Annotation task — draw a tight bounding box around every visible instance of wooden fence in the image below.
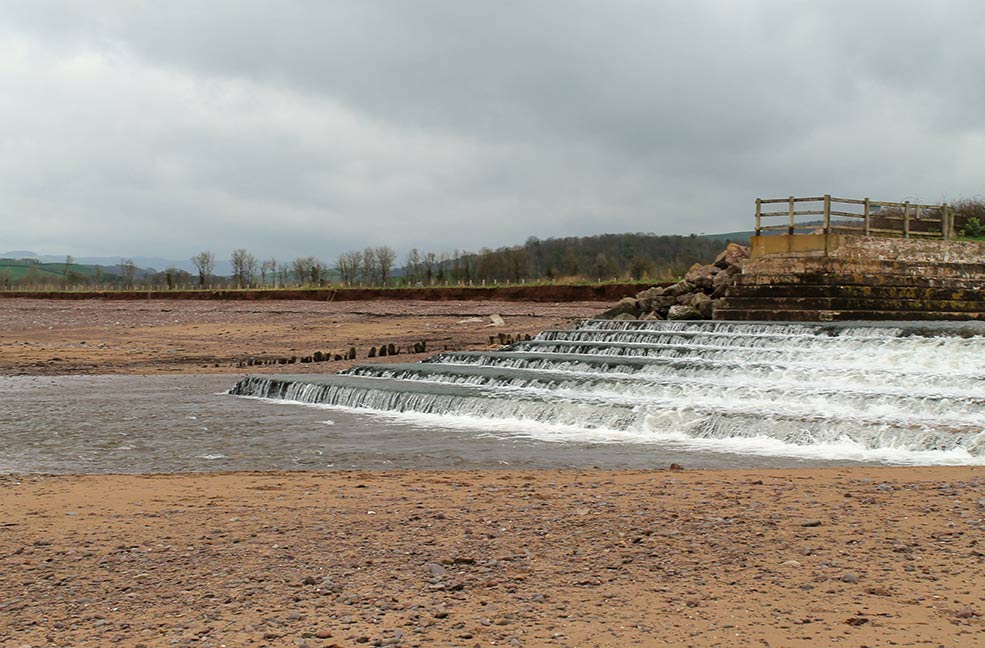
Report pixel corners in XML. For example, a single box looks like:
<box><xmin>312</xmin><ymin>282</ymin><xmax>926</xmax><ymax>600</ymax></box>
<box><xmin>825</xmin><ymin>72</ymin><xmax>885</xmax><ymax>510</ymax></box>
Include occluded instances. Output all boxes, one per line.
<box><xmin>755</xmin><ymin>195</ymin><xmax>955</xmax><ymax>240</ymax></box>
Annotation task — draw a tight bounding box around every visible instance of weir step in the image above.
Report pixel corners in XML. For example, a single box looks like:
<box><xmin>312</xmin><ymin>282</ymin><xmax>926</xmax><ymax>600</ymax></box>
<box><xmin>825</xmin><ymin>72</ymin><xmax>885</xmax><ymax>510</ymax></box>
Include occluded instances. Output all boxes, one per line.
<box><xmin>727</xmin><ymin>284</ymin><xmax>985</xmax><ymax>301</ymax></box>
<box><xmin>737</xmin><ymin>273</ymin><xmax>985</xmax><ymax>290</ymax></box>
<box><xmin>720</xmin><ymin>296</ymin><xmax>985</xmax><ymax>313</ymax></box>
<box><xmin>714</xmin><ymin>309</ymin><xmax>985</xmax><ymax>322</ymax></box>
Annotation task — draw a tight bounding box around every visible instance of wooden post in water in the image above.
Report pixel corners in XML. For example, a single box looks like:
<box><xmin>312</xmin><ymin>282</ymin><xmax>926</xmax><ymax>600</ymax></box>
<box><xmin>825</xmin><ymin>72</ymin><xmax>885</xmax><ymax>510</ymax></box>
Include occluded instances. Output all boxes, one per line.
<box><xmin>863</xmin><ymin>197</ymin><xmax>871</xmax><ymax>236</ymax></box>
<box><xmin>755</xmin><ymin>198</ymin><xmax>762</xmax><ymax>236</ymax></box>
<box><xmin>904</xmin><ymin>201</ymin><xmax>911</xmax><ymax>239</ymax></box>
<box><xmin>787</xmin><ymin>196</ymin><xmax>795</xmax><ymax>235</ymax></box>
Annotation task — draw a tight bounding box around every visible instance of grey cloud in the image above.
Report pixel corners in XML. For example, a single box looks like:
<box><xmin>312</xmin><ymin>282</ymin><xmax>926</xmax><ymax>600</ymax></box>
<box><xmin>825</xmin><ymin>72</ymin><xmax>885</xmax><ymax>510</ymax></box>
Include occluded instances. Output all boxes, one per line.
<box><xmin>2</xmin><ymin>1</ymin><xmax>984</xmax><ymax>260</ymax></box>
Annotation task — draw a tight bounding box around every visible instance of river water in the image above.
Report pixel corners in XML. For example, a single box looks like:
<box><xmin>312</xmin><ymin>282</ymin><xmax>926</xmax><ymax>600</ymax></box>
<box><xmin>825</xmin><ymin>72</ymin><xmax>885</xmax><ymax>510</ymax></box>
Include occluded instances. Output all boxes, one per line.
<box><xmin>4</xmin><ymin>320</ymin><xmax>984</xmax><ymax>474</ymax></box>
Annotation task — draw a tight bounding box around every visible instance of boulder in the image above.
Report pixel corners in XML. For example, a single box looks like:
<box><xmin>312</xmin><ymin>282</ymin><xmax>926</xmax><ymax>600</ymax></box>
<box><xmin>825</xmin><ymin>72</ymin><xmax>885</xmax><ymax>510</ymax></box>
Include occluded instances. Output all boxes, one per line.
<box><xmin>635</xmin><ymin>286</ymin><xmax>665</xmax><ymax>300</ymax></box>
<box><xmin>711</xmin><ymin>267</ymin><xmax>742</xmax><ymax>298</ymax></box>
<box><xmin>691</xmin><ymin>293</ymin><xmax>713</xmax><ymax>319</ymax></box>
<box><xmin>713</xmin><ymin>243</ymin><xmax>750</xmax><ymax>269</ymax></box>
<box><xmin>640</xmin><ymin>311</ymin><xmax>664</xmax><ymax>321</ymax></box>
<box><xmin>662</xmin><ymin>280</ymin><xmax>695</xmax><ymax>297</ymax></box>
<box><xmin>641</xmin><ymin>294</ymin><xmax>678</xmax><ymax>312</ymax></box>
<box><xmin>684</xmin><ymin>263</ymin><xmax>719</xmax><ymax>290</ymax></box>
<box><xmin>667</xmin><ymin>304</ymin><xmax>702</xmax><ymax>320</ymax></box>
<box><xmin>611</xmin><ymin>312</ymin><xmax>637</xmax><ymax>322</ymax></box>
<box><xmin>596</xmin><ymin>296</ymin><xmax>641</xmax><ymax>319</ymax></box>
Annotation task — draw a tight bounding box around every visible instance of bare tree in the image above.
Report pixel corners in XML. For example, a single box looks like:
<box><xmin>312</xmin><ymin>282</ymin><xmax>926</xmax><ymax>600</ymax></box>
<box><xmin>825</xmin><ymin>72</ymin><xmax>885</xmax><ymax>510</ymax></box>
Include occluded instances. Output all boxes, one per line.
<box><xmin>120</xmin><ymin>258</ymin><xmax>137</xmax><ymax>290</ymax></box>
<box><xmin>261</xmin><ymin>258</ymin><xmax>277</xmax><ymax>287</ymax></box>
<box><xmin>422</xmin><ymin>251</ymin><xmax>437</xmax><ymax>285</ymax></box>
<box><xmin>374</xmin><ymin>246</ymin><xmax>397</xmax><ymax>287</ymax></box>
<box><xmin>291</xmin><ymin>256</ymin><xmax>327</xmax><ymax>286</ymax></box>
<box><xmin>404</xmin><ymin>248</ymin><xmax>421</xmax><ymax>284</ymax></box>
<box><xmin>335</xmin><ymin>250</ymin><xmax>362</xmax><ymax>285</ymax></box>
<box><xmin>360</xmin><ymin>247</ymin><xmax>379</xmax><ymax>285</ymax></box>
<box><xmin>191</xmin><ymin>251</ymin><xmax>215</xmax><ymax>288</ymax></box>
<box><xmin>230</xmin><ymin>249</ymin><xmax>257</xmax><ymax>288</ymax></box>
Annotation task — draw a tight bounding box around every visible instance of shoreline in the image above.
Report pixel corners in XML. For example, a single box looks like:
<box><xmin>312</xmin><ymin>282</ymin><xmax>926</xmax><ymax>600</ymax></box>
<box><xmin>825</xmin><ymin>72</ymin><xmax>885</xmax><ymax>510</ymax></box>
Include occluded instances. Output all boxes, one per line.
<box><xmin>2</xmin><ymin>467</ymin><xmax>982</xmax><ymax>647</ymax></box>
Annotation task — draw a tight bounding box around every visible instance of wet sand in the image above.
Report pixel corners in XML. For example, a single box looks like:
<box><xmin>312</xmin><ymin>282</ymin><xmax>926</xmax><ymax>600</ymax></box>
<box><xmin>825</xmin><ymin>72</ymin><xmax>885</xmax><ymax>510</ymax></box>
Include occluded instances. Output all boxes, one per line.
<box><xmin>1</xmin><ymin>469</ymin><xmax>982</xmax><ymax>647</ymax></box>
<box><xmin>0</xmin><ymin>298</ymin><xmax>609</xmax><ymax>375</ymax></box>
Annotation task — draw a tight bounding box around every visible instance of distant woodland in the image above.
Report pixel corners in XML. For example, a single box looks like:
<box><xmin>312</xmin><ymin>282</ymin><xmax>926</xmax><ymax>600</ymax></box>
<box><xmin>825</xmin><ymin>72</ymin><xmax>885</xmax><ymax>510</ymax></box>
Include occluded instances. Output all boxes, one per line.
<box><xmin>0</xmin><ymin>232</ymin><xmax>740</xmax><ymax>291</ymax></box>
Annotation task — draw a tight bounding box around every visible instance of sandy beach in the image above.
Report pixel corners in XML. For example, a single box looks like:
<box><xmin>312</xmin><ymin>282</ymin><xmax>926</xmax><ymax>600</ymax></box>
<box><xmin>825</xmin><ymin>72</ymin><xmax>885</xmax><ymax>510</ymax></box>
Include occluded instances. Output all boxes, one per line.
<box><xmin>1</xmin><ymin>298</ymin><xmax>983</xmax><ymax>646</ymax></box>
<box><xmin>1</xmin><ymin>469</ymin><xmax>982</xmax><ymax>647</ymax></box>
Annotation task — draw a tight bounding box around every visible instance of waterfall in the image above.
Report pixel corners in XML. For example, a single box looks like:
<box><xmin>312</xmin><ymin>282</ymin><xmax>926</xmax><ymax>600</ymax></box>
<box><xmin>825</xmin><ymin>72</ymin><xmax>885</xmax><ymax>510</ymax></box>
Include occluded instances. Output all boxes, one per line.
<box><xmin>230</xmin><ymin>320</ymin><xmax>985</xmax><ymax>459</ymax></box>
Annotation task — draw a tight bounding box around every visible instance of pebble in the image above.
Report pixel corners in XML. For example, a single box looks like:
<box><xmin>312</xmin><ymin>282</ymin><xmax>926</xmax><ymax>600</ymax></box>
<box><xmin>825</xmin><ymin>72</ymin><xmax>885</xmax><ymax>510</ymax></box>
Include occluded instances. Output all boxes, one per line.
<box><xmin>427</xmin><ymin>562</ymin><xmax>447</xmax><ymax>577</ymax></box>
<box><xmin>801</xmin><ymin>519</ymin><xmax>823</xmax><ymax>527</ymax></box>
<box><xmin>841</xmin><ymin>572</ymin><xmax>859</xmax><ymax>584</ymax></box>
<box><xmin>315</xmin><ymin>629</ymin><xmax>333</xmax><ymax>639</ymax></box>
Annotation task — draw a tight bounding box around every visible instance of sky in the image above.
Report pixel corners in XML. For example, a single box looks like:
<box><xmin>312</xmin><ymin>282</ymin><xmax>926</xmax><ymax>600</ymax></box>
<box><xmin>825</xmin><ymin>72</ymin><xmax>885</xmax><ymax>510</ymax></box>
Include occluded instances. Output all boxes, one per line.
<box><xmin>2</xmin><ymin>1</ymin><xmax>984</xmax><ymax>263</ymax></box>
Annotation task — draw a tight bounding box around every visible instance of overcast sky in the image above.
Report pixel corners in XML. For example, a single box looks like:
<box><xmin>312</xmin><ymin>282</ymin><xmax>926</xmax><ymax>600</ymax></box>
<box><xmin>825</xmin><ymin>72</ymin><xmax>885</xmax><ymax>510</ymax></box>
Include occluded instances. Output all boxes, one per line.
<box><xmin>2</xmin><ymin>1</ymin><xmax>984</xmax><ymax>262</ymax></box>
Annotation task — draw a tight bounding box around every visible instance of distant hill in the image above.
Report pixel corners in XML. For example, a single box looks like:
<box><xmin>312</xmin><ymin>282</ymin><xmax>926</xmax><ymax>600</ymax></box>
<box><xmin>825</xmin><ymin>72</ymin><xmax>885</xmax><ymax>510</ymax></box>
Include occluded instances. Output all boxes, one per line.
<box><xmin>1</xmin><ymin>251</ymin><xmax>235</xmax><ymax>276</ymax></box>
<box><xmin>0</xmin><ymin>257</ymin><xmax>157</xmax><ymax>283</ymax></box>
<box><xmin>699</xmin><ymin>230</ymin><xmax>755</xmax><ymax>243</ymax></box>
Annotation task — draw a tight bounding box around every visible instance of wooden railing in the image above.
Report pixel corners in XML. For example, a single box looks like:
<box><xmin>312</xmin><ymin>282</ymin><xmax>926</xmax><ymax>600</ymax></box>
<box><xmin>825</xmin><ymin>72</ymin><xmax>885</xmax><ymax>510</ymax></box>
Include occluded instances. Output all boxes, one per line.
<box><xmin>755</xmin><ymin>195</ymin><xmax>955</xmax><ymax>240</ymax></box>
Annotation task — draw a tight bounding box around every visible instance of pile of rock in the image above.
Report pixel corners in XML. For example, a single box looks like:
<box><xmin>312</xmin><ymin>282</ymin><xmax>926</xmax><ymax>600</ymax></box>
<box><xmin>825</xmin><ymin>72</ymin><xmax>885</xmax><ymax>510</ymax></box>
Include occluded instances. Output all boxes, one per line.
<box><xmin>597</xmin><ymin>243</ymin><xmax>750</xmax><ymax>321</ymax></box>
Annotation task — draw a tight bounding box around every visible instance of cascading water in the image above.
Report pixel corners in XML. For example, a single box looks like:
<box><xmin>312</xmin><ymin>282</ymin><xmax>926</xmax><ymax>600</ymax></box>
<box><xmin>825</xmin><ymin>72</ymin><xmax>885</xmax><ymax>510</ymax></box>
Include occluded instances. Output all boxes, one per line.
<box><xmin>230</xmin><ymin>320</ymin><xmax>985</xmax><ymax>462</ymax></box>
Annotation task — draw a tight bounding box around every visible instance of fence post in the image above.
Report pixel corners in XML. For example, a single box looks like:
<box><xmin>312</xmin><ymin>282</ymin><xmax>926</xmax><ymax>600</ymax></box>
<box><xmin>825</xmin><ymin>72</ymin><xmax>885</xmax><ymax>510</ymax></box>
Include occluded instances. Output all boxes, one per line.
<box><xmin>903</xmin><ymin>201</ymin><xmax>910</xmax><ymax>239</ymax></box>
<box><xmin>863</xmin><ymin>197</ymin><xmax>871</xmax><ymax>236</ymax></box>
<box><xmin>787</xmin><ymin>196</ymin><xmax>795</xmax><ymax>235</ymax></box>
<box><xmin>942</xmin><ymin>203</ymin><xmax>950</xmax><ymax>240</ymax></box>
<box><xmin>823</xmin><ymin>194</ymin><xmax>831</xmax><ymax>234</ymax></box>
<box><xmin>755</xmin><ymin>198</ymin><xmax>762</xmax><ymax>236</ymax></box>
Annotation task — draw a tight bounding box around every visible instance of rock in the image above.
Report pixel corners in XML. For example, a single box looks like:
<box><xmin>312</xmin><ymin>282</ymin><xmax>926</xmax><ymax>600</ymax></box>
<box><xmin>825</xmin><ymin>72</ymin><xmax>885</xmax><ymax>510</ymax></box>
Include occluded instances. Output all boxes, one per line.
<box><xmin>301</xmin><ymin>575</ymin><xmax>318</xmax><ymax>585</ymax></box>
<box><xmin>635</xmin><ymin>286</ymin><xmax>665</xmax><ymax>301</ymax></box>
<box><xmin>426</xmin><ymin>562</ymin><xmax>447</xmax><ymax>577</ymax></box>
<box><xmin>781</xmin><ymin>560</ymin><xmax>801</xmax><ymax>567</ymax></box>
<box><xmin>684</xmin><ymin>263</ymin><xmax>719</xmax><ymax>290</ymax></box>
<box><xmin>611</xmin><ymin>313</ymin><xmax>636</xmax><ymax>322</ymax></box>
<box><xmin>637</xmin><ymin>286</ymin><xmax>677</xmax><ymax>313</ymax></box>
<box><xmin>596</xmin><ymin>297</ymin><xmax>641</xmax><ymax>320</ymax></box>
<box><xmin>841</xmin><ymin>572</ymin><xmax>859</xmax><ymax>583</ymax></box>
<box><xmin>315</xmin><ymin>629</ymin><xmax>333</xmax><ymax>639</ymax></box>
<box><xmin>956</xmin><ymin>606</ymin><xmax>977</xmax><ymax>619</ymax></box>
<box><xmin>667</xmin><ymin>304</ymin><xmax>702</xmax><ymax>320</ymax></box>
<box><xmin>713</xmin><ymin>242</ymin><xmax>751</xmax><ymax>269</ymax></box>
<box><xmin>489</xmin><ymin>313</ymin><xmax>506</xmax><ymax>327</ymax></box>
<box><xmin>801</xmin><ymin>519</ymin><xmax>823</xmax><ymax>527</ymax></box>
<box><xmin>639</xmin><ymin>311</ymin><xmax>663</xmax><ymax>321</ymax></box>
<box><xmin>662</xmin><ymin>280</ymin><xmax>695</xmax><ymax>297</ymax></box>
<box><xmin>691</xmin><ymin>293</ymin><xmax>713</xmax><ymax>319</ymax></box>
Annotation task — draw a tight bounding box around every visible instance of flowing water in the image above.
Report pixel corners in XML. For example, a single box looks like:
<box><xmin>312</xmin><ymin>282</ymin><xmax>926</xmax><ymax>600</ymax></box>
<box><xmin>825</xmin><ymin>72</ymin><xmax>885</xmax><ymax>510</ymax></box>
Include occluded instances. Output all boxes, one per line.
<box><xmin>4</xmin><ymin>320</ymin><xmax>984</xmax><ymax>474</ymax></box>
<box><xmin>231</xmin><ymin>320</ymin><xmax>985</xmax><ymax>466</ymax></box>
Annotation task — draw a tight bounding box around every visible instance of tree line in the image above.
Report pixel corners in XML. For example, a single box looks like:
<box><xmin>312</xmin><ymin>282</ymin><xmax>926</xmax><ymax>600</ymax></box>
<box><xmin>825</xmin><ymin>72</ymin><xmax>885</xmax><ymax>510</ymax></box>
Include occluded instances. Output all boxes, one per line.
<box><xmin>1</xmin><ymin>233</ymin><xmax>735</xmax><ymax>290</ymax></box>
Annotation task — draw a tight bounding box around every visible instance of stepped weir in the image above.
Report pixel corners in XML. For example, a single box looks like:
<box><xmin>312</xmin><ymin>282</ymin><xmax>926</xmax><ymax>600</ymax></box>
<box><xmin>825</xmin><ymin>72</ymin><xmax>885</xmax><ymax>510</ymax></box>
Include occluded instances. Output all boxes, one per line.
<box><xmin>716</xmin><ymin>195</ymin><xmax>985</xmax><ymax>321</ymax></box>
<box><xmin>231</xmin><ymin>319</ymin><xmax>985</xmax><ymax>461</ymax></box>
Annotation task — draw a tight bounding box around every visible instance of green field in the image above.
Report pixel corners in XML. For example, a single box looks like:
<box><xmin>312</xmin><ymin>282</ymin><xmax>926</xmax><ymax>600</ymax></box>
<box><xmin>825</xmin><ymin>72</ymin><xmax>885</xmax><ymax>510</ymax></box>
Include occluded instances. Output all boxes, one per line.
<box><xmin>0</xmin><ymin>259</ymin><xmax>112</xmax><ymax>281</ymax></box>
